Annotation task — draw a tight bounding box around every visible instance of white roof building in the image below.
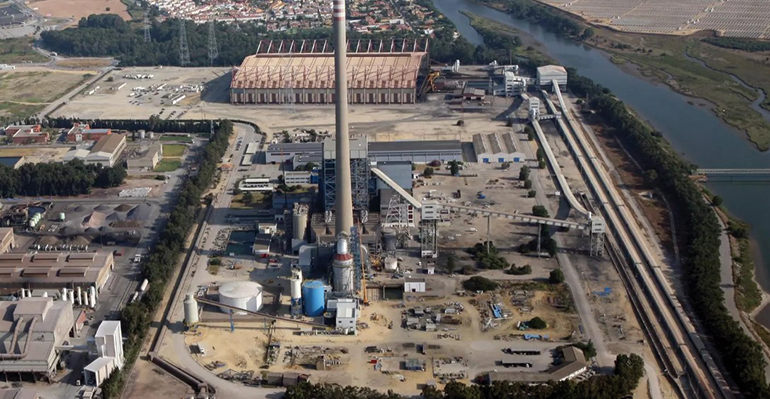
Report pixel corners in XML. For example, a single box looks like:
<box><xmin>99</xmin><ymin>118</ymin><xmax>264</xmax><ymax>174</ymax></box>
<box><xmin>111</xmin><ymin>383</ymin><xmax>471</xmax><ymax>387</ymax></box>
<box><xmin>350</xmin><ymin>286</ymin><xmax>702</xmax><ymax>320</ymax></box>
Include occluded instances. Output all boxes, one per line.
<box><xmin>473</xmin><ymin>132</ymin><xmax>525</xmax><ymax>164</ymax></box>
<box><xmin>84</xmin><ymin>320</ymin><xmax>124</xmax><ymax>387</ymax></box>
<box><xmin>326</xmin><ymin>298</ymin><xmax>360</xmax><ymax>333</ymax></box>
<box><xmin>404</xmin><ymin>277</ymin><xmax>426</xmax><ymax>293</ymax></box>
<box><xmin>537</xmin><ymin>65</ymin><xmax>568</xmax><ymax>88</ymax></box>
<box><xmin>85</xmin><ymin>134</ymin><xmax>127</xmax><ymax>167</ymax></box>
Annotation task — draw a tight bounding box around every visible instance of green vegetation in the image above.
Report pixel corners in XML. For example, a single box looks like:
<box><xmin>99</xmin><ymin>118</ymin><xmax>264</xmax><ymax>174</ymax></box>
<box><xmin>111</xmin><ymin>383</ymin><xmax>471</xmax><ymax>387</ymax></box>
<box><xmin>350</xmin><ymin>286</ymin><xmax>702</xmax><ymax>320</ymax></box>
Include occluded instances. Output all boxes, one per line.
<box><xmin>463</xmin><ymin>276</ymin><xmax>499</xmax><ymax>292</ymax></box>
<box><xmin>449</xmin><ymin>160</ymin><xmax>460</xmax><ymax>176</ymax></box>
<box><xmin>159</xmin><ymin>136</ymin><xmax>193</xmax><ymax>143</ymax></box>
<box><xmin>0</xmin><ymin>160</ymin><xmax>125</xmax><ymax>197</ymax></box>
<box><xmin>549</xmin><ymin>268</ymin><xmax>565</xmax><ymax>284</ymax></box>
<box><xmin>287</xmin><ymin>352</ymin><xmax>645</xmax><ymax>397</ymax></box>
<box><xmin>467</xmin><ymin>241</ymin><xmax>510</xmax><ymax>269</ymax></box>
<box><xmin>508</xmin><ymin>263</ymin><xmax>531</xmax><ymax>275</ymax></box>
<box><xmin>703</xmin><ymin>37</ymin><xmax>770</xmax><ymax>53</ymax></box>
<box><xmin>569</xmin><ymin>70</ymin><xmax>770</xmax><ymax>397</ymax></box>
<box><xmin>47</xmin><ymin>116</ymin><xmax>223</xmax><ymax>134</ymax></box>
<box><xmin>0</xmin><ymin>37</ymin><xmax>48</xmax><ymax>64</ymax></box>
<box><xmin>161</xmin><ymin>144</ymin><xmax>186</xmax><ymax>157</ymax></box>
<box><xmin>423</xmin><ymin>166</ymin><xmax>434</xmax><ymax>177</ymax></box>
<box><xmin>153</xmin><ymin>159</ymin><xmax>181</xmax><ymax>172</ymax></box>
<box><xmin>519</xmin><ymin>164</ymin><xmax>530</xmax><ymax>181</ymax></box>
<box><xmin>573</xmin><ymin>340</ymin><xmax>597</xmax><ymax>360</ymax></box>
<box><xmin>120</xmin><ymin>0</ymin><xmax>145</xmax><ymax>20</ymax></box>
<box><xmin>103</xmin><ymin>120</ymin><xmax>233</xmax><ymax>398</ymax></box>
<box><xmin>729</xmin><ymin>220</ymin><xmax>762</xmax><ymax>312</ymax></box>
<box><xmin>445</xmin><ymin>254</ymin><xmax>457</xmax><ymax>274</ymax></box>
<box><xmin>463</xmin><ymin>11</ymin><xmax>554</xmax><ymax>69</ymax></box>
<box><xmin>230</xmin><ymin>191</ymin><xmax>270</xmax><ymax>209</ymax></box>
<box><xmin>528</xmin><ymin>316</ymin><xmax>547</xmax><ymax>329</ymax></box>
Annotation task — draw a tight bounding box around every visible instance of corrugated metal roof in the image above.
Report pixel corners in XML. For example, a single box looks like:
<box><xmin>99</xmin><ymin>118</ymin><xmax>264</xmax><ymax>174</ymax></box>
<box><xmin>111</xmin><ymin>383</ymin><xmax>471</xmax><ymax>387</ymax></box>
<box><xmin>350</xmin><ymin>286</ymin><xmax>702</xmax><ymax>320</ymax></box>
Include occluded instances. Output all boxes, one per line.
<box><xmin>369</xmin><ymin>140</ymin><xmax>461</xmax><ymax>153</ymax></box>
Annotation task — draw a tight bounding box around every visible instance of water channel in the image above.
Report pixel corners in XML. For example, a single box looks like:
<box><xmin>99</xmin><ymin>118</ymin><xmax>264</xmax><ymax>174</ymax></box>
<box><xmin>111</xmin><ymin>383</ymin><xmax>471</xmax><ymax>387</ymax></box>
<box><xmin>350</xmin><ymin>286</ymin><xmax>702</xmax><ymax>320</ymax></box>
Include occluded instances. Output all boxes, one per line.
<box><xmin>432</xmin><ymin>0</ymin><xmax>770</xmax><ymax>322</ymax></box>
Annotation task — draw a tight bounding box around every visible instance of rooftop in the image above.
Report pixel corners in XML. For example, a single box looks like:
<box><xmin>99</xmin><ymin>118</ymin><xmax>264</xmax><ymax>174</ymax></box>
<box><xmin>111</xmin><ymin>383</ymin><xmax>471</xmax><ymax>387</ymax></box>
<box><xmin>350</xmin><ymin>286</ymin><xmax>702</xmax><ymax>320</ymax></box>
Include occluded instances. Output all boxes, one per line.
<box><xmin>90</xmin><ymin>134</ymin><xmax>126</xmax><ymax>155</ymax></box>
<box><xmin>369</xmin><ymin>140</ymin><xmax>461</xmax><ymax>153</ymax></box>
<box><xmin>0</xmin><ymin>389</ymin><xmax>40</xmax><ymax>399</ymax></box>
<box><xmin>0</xmin><ymin>251</ymin><xmax>113</xmax><ymax>288</ymax></box>
<box><xmin>266</xmin><ymin>142</ymin><xmax>322</xmax><ymax>152</ymax></box>
<box><xmin>537</xmin><ymin>65</ymin><xmax>567</xmax><ymax>74</ymax></box>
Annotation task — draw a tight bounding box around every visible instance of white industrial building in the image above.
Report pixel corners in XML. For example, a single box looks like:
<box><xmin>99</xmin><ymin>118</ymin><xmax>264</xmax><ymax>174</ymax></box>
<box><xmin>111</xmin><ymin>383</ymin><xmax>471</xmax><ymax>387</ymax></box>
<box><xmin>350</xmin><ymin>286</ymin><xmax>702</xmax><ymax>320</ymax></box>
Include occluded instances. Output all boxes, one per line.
<box><xmin>0</xmin><ymin>298</ymin><xmax>75</xmax><ymax>381</ymax></box>
<box><xmin>500</xmin><ymin>72</ymin><xmax>528</xmax><ymax>97</ymax></box>
<box><xmin>84</xmin><ymin>320</ymin><xmax>125</xmax><ymax>387</ymax></box>
<box><xmin>404</xmin><ymin>277</ymin><xmax>426</xmax><ymax>293</ymax></box>
<box><xmin>238</xmin><ymin>178</ymin><xmax>273</xmax><ymax>192</ymax></box>
<box><xmin>528</xmin><ymin>97</ymin><xmax>541</xmax><ymax>120</ymax></box>
<box><xmin>326</xmin><ymin>298</ymin><xmax>360</xmax><ymax>333</ymax></box>
<box><xmin>473</xmin><ymin>132</ymin><xmax>525</xmax><ymax>164</ymax></box>
<box><xmin>283</xmin><ymin>171</ymin><xmax>313</xmax><ymax>185</ymax></box>
<box><xmin>218</xmin><ymin>281</ymin><xmax>263</xmax><ymax>314</ymax></box>
<box><xmin>537</xmin><ymin>65</ymin><xmax>568</xmax><ymax>89</ymax></box>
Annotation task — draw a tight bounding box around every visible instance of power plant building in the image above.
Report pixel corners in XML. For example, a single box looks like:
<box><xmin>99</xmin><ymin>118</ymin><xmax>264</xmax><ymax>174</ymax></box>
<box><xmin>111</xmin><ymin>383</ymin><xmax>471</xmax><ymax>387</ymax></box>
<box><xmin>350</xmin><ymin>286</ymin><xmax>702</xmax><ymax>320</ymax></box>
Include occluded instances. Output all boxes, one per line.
<box><xmin>266</xmin><ymin>142</ymin><xmax>322</xmax><ymax>164</ymax></box>
<box><xmin>536</xmin><ymin>65</ymin><xmax>568</xmax><ymax>89</ymax></box>
<box><xmin>0</xmin><ymin>252</ymin><xmax>114</xmax><ymax>296</ymax></box>
<box><xmin>0</xmin><ymin>297</ymin><xmax>75</xmax><ymax>381</ymax></box>
<box><xmin>368</xmin><ymin>140</ymin><xmax>462</xmax><ymax>163</ymax></box>
<box><xmin>322</xmin><ymin>136</ymin><xmax>370</xmax><ymax>214</ymax></box>
<box><xmin>230</xmin><ymin>39</ymin><xmax>428</xmax><ymax>105</ymax></box>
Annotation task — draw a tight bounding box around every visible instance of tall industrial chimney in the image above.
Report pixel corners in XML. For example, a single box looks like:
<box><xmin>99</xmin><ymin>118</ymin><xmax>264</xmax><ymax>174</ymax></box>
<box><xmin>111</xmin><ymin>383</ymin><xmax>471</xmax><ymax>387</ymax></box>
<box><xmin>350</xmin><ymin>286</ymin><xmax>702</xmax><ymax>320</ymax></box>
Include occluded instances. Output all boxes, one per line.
<box><xmin>333</xmin><ymin>0</ymin><xmax>354</xmax><ymax>235</ymax></box>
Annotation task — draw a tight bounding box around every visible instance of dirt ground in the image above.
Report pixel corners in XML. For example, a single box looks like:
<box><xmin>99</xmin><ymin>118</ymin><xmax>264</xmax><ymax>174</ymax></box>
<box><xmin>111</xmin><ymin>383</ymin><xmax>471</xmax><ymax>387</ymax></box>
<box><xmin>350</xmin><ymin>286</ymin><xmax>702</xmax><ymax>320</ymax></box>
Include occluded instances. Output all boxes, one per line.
<box><xmin>186</xmin><ymin>325</ymin><xmax>268</xmax><ymax>371</ymax></box>
<box><xmin>120</xmin><ymin>358</ymin><xmax>195</xmax><ymax>399</ymax></box>
<box><xmin>55</xmin><ymin>58</ymin><xmax>113</xmax><ymax>68</ymax></box>
<box><xmin>0</xmin><ymin>69</ymin><xmax>93</xmax><ymax>104</ymax></box>
<box><xmin>29</xmin><ymin>0</ymin><xmax>130</xmax><ymax>22</ymax></box>
<box><xmin>0</xmin><ymin>147</ymin><xmax>69</xmax><ymax>165</ymax></box>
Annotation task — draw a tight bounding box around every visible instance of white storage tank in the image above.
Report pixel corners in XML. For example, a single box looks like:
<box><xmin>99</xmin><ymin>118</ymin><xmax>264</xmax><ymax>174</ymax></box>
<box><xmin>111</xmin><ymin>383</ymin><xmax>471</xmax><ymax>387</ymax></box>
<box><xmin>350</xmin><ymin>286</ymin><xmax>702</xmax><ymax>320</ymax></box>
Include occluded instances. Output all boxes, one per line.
<box><xmin>292</xmin><ymin>204</ymin><xmax>309</xmax><ymax>240</ymax></box>
<box><xmin>218</xmin><ymin>281</ymin><xmax>263</xmax><ymax>315</ymax></box>
<box><xmin>384</xmin><ymin>256</ymin><xmax>398</xmax><ymax>271</ymax></box>
<box><xmin>184</xmin><ymin>293</ymin><xmax>199</xmax><ymax>325</ymax></box>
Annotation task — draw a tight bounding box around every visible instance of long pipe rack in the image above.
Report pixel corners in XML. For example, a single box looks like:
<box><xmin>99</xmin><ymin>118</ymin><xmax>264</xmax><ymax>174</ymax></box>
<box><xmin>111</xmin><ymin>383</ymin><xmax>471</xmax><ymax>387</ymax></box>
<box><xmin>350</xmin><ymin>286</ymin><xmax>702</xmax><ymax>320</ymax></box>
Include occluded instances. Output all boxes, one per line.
<box><xmin>550</xmin><ymin>82</ymin><xmax>729</xmax><ymax>399</ymax></box>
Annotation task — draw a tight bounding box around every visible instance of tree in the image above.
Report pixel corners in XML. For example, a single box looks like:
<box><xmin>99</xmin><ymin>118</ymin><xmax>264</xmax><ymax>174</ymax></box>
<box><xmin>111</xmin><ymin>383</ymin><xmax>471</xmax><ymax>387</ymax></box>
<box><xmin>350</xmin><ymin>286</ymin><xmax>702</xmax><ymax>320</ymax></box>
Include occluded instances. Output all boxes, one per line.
<box><xmin>644</xmin><ymin>169</ymin><xmax>658</xmax><ymax>185</ymax></box>
<box><xmin>462</xmin><ymin>276</ymin><xmax>498</xmax><ymax>292</ymax></box>
<box><xmin>501</xmin><ymin>161</ymin><xmax>511</xmax><ymax>170</ymax></box>
<box><xmin>508</xmin><ymin>264</ymin><xmax>531</xmax><ymax>275</ymax></box>
<box><xmin>538</xmin><ymin>159</ymin><xmax>546</xmax><ymax>169</ymax></box>
<box><xmin>519</xmin><ymin>165</ymin><xmax>530</xmax><ymax>180</ymax></box>
<box><xmin>523</xmin><ymin>179</ymin><xmax>532</xmax><ymax>189</ymax></box>
<box><xmin>711</xmin><ymin>195</ymin><xmax>723</xmax><ymax>207</ymax></box>
<box><xmin>536</xmin><ymin>148</ymin><xmax>545</xmax><ymax>162</ymax></box>
<box><xmin>615</xmin><ymin>353</ymin><xmax>645</xmax><ymax>388</ymax></box>
<box><xmin>528</xmin><ymin>190</ymin><xmax>536</xmax><ymax>198</ymax></box>
<box><xmin>242</xmin><ymin>191</ymin><xmax>254</xmax><ymax>204</ymax></box>
<box><xmin>528</xmin><ymin>316</ymin><xmax>547</xmax><ymax>329</ymax></box>
<box><xmin>423</xmin><ymin>167</ymin><xmax>434</xmax><ymax>177</ymax></box>
<box><xmin>233</xmin><ymin>186</ymin><xmax>242</xmax><ymax>195</ymax></box>
<box><xmin>549</xmin><ymin>268</ymin><xmax>565</xmax><ymax>284</ymax></box>
<box><xmin>581</xmin><ymin>27</ymin><xmax>595</xmax><ymax>40</ymax></box>
<box><xmin>524</xmin><ymin>125</ymin><xmax>535</xmax><ymax>140</ymax></box>
<box><xmin>532</xmin><ymin>205</ymin><xmax>549</xmax><ymax>218</ymax></box>
<box><xmin>445</xmin><ymin>254</ymin><xmax>457</xmax><ymax>274</ymax></box>
<box><xmin>449</xmin><ymin>160</ymin><xmax>460</xmax><ymax>176</ymax></box>
<box><xmin>574</xmin><ymin>340</ymin><xmax>597</xmax><ymax>359</ymax></box>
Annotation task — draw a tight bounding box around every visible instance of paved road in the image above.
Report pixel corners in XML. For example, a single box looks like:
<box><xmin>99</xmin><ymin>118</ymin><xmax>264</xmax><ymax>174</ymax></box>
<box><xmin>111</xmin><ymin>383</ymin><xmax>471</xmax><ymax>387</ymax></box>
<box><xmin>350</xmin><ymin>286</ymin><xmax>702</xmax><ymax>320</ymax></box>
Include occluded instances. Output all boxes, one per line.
<box><xmin>519</xmin><ymin>129</ymin><xmax>614</xmax><ymax>371</ymax></box>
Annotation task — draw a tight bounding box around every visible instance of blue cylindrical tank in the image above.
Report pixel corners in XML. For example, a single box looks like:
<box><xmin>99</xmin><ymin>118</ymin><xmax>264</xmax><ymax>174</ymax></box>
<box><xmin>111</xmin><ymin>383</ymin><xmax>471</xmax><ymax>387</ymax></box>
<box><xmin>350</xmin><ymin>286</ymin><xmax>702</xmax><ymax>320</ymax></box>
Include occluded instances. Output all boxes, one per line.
<box><xmin>302</xmin><ymin>280</ymin><xmax>325</xmax><ymax>317</ymax></box>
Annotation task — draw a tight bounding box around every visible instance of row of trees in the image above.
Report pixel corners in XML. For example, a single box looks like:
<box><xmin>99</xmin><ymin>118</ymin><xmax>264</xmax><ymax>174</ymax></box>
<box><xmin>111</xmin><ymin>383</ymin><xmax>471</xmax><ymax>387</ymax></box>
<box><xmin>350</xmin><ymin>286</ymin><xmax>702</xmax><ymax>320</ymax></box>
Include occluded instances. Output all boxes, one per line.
<box><xmin>481</xmin><ymin>0</ymin><xmax>587</xmax><ymax>38</ymax></box>
<box><xmin>703</xmin><ymin>37</ymin><xmax>770</xmax><ymax>52</ymax></box>
<box><xmin>568</xmin><ymin>70</ymin><xmax>770</xmax><ymax>398</ymax></box>
<box><xmin>101</xmin><ymin>120</ymin><xmax>234</xmax><ymax>398</ymax></box>
<box><xmin>45</xmin><ymin>116</ymin><xmax>224</xmax><ymax>134</ymax></box>
<box><xmin>0</xmin><ymin>160</ymin><xmax>125</xmax><ymax>197</ymax></box>
<box><xmin>286</xmin><ymin>353</ymin><xmax>645</xmax><ymax>399</ymax></box>
<box><xmin>39</xmin><ymin>12</ymin><xmax>524</xmax><ymax>68</ymax></box>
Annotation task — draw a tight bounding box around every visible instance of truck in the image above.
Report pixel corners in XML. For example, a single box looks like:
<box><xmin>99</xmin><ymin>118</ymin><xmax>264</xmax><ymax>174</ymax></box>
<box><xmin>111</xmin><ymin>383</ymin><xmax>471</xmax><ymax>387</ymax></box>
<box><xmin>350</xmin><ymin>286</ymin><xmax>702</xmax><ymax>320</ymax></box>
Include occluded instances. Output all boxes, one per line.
<box><xmin>477</xmin><ymin>191</ymin><xmax>486</xmax><ymax>199</ymax></box>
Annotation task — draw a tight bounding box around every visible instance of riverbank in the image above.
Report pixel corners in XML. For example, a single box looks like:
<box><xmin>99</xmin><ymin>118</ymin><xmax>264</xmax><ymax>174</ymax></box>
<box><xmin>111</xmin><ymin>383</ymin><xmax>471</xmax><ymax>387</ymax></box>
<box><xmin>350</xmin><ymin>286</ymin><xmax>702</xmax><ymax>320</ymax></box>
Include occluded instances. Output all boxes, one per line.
<box><xmin>477</xmin><ymin>0</ymin><xmax>770</xmax><ymax>151</ymax></box>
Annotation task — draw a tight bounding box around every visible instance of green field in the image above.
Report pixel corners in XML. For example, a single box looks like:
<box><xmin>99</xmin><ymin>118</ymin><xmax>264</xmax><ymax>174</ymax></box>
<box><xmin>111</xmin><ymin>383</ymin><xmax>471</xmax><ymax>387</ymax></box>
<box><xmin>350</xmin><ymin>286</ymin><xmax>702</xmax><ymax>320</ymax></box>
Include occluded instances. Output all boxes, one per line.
<box><xmin>162</xmin><ymin>144</ymin><xmax>186</xmax><ymax>157</ymax></box>
<box><xmin>0</xmin><ymin>37</ymin><xmax>48</xmax><ymax>64</ymax></box>
<box><xmin>230</xmin><ymin>192</ymin><xmax>271</xmax><ymax>209</ymax></box>
<box><xmin>153</xmin><ymin>159</ymin><xmax>181</xmax><ymax>172</ymax></box>
<box><xmin>159</xmin><ymin>135</ymin><xmax>193</xmax><ymax>143</ymax></box>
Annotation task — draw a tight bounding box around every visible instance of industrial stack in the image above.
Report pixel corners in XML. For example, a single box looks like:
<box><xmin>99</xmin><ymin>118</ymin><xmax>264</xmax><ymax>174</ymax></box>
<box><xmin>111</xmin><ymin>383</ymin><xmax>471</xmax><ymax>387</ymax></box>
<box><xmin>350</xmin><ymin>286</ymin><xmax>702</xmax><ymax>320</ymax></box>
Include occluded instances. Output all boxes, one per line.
<box><xmin>291</xmin><ymin>203</ymin><xmax>309</xmax><ymax>252</ymax></box>
<box><xmin>332</xmin><ymin>235</ymin><xmax>354</xmax><ymax>295</ymax></box>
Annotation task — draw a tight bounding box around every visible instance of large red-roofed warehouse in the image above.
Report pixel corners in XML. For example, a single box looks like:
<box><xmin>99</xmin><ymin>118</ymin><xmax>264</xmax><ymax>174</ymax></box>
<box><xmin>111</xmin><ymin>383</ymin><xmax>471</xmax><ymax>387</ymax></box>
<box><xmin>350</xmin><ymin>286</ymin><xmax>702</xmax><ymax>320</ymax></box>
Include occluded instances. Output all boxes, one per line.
<box><xmin>230</xmin><ymin>39</ymin><xmax>428</xmax><ymax>105</ymax></box>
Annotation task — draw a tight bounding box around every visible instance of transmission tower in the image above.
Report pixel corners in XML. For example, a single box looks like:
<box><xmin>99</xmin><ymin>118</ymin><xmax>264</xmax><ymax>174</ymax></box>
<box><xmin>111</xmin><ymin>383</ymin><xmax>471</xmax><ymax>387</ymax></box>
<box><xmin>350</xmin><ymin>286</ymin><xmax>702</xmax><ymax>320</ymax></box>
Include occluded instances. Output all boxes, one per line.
<box><xmin>143</xmin><ymin>15</ymin><xmax>151</xmax><ymax>43</ymax></box>
<box><xmin>179</xmin><ymin>19</ymin><xmax>190</xmax><ymax>67</ymax></box>
<box><xmin>207</xmin><ymin>20</ymin><xmax>218</xmax><ymax>66</ymax></box>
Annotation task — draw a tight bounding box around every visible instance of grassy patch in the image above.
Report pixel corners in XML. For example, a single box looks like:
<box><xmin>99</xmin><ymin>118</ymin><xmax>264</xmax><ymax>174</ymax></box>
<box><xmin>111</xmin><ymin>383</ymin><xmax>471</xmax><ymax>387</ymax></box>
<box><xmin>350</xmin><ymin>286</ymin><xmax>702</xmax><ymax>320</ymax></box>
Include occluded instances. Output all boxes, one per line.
<box><xmin>159</xmin><ymin>135</ymin><xmax>193</xmax><ymax>143</ymax></box>
<box><xmin>584</xmin><ymin>30</ymin><xmax>770</xmax><ymax>150</ymax></box>
<box><xmin>0</xmin><ymin>70</ymin><xmax>90</xmax><ymax>121</ymax></box>
<box><xmin>731</xmin><ymin>220</ymin><xmax>763</xmax><ymax>312</ymax></box>
<box><xmin>153</xmin><ymin>158</ymin><xmax>181</xmax><ymax>172</ymax></box>
<box><xmin>462</xmin><ymin>11</ymin><xmax>555</xmax><ymax>66</ymax></box>
<box><xmin>55</xmin><ymin>58</ymin><xmax>112</xmax><ymax>68</ymax></box>
<box><xmin>230</xmin><ymin>192</ymin><xmax>271</xmax><ymax>209</ymax></box>
<box><xmin>207</xmin><ymin>264</ymin><xmax>219</xmax><ymax>275</ymax></box>
<box><xmin>120</xmin><ymin>0</ymin><xmax>145</xmax><ymax>20</ymax></box>
<box><xmin>0</xmin><ymin>102</ymin><xmax>44</xmax><ymax>122</ymax></box>
<box><xmin>0</xmin><ymin>37</ymin><xmax>48</xmax><ymax>64</ymax></box>
<box><xmin>692</xmin><ymin>42</ymin><xmax>770</xmax><ymax>112</ymax></box>
<box><xmin>161</xmin><ymin>144</ymin><xmax>186</xmax><ymax>157</ymax></box>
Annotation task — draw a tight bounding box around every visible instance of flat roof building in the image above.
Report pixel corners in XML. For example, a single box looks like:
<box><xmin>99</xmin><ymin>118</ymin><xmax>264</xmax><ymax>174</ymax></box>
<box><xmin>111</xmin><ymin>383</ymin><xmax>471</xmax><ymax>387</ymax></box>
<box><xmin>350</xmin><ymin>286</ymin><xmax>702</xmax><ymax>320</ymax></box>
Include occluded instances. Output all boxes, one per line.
<box><xmin>85</xmin><ymin>134</ymin><xmax>126</xmax><ymax>167</ymax></box>
<box><xmin>230</xmin><ymin>39</ymin><xmax>428</xmax><ymax>105</ymax></box>
<box><xmin>4</xmin><ymin>125</ymin><xmax>48</xmax><ymax>145</ymax></box>
<box><xmin>0</xmin><ymin>252</ymin><xmax>114</xmax><ymax>295</ymax></box>
<box><xmin>84</xmin><ymin>320</ymin><xmax>124</xmax><ymax>387</ymax></box>
<box><xmin>369</xmin><ymin>140</ymin><xmax>462</xmax><ymax>163</ymax></box>
<box><xmin>0</xmin><ymin>297</ymin><xmax>74</xmax><ymax>381</ymax></box>
<box><xmin>266</xmin><ymin>142</ymin><xmax>323</xmax><ymax>164</ymax></box>
<box><xmin>486</xmin><ymin>346</ymin><xmax>587</xmax><ymax>384</ymax></box>
<box><xmin>66</xmin><ymin>123</ymin><xmax>112</xmax><ymax>143</ymax></box>
<box><xmin>127</xmin><ymin>145</ymin><xmax>162</xmax><ymax>171</ymax></box>
<box><xmin>537</xmin><ymin>65</ymin><xmax>568</xmax><ymax>89</ymax></box>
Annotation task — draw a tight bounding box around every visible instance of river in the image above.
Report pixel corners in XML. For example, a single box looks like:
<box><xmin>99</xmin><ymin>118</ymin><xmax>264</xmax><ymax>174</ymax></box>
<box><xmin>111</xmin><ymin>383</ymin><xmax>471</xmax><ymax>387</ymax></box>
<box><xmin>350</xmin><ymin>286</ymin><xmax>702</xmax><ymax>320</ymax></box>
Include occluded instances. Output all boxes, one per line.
<box><xmin>432</xmin><ymin>0</ymin><xmax>770</xmax><ymax>322</ymax></box>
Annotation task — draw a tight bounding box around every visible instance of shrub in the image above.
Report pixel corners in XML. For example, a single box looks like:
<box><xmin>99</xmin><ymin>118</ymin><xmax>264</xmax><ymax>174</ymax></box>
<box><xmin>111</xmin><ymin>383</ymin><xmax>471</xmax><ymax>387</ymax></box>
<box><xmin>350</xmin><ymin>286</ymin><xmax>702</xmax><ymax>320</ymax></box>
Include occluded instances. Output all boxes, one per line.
<box><xmin>549</xmin><ymin>269</ymin><xmax>565</xmax><ymax>284</ymax></box>
<box><xmin>508</xmin><ymin>264</ymin><xmax>532</xmax><ymax>275</ymax></box>
<box><xmin>528</xmin><ymin>316</ymin><xmax>547</xmax><ymax>329</ymax></box>
<box><xmin>463</xmin><ymin>276</ymin><xmax>498</xmax><ymax>292</ymax></box>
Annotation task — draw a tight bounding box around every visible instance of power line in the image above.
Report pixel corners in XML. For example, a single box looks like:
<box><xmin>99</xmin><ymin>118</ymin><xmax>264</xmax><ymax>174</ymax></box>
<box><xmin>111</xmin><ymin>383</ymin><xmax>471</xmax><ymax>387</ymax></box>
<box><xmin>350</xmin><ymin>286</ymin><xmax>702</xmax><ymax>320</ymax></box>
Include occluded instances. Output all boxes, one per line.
<box><xmin>179</xmin><ymin>19</ymin><xmax>190</xmax><ymax>67</ymax></box>
<box><xmin>143</xmin><ymin>15</ymin><xmax>151</xmax><ymax>43</ymax></box>
<box><xmin>207</xmin><ymin>19</ymin><xmax>218</xmax><ymax>66</ymax></box>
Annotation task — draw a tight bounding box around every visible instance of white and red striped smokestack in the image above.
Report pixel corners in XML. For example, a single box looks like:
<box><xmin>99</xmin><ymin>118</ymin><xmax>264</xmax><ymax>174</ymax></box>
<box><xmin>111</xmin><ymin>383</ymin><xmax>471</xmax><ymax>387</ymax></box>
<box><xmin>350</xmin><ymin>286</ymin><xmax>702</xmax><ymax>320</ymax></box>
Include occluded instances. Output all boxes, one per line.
<box><xmin>333</xmin><ymin>0</ymin><xmax>354</xmax><ymax>236</ymax></box>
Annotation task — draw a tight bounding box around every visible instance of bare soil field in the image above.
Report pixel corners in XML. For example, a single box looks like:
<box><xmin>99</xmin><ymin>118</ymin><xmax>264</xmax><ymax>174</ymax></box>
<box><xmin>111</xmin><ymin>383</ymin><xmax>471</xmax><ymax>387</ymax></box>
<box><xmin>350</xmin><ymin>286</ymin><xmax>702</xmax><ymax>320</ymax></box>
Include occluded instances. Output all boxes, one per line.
<box><xmin>29</xmin><ymin>0</ymin><xmax>130</xmax><ymax>23</ymax></box>
<box><xmin>55</xmin><ymin>58</ymin><xmax>113</xmax><ymax>68</ymax></box>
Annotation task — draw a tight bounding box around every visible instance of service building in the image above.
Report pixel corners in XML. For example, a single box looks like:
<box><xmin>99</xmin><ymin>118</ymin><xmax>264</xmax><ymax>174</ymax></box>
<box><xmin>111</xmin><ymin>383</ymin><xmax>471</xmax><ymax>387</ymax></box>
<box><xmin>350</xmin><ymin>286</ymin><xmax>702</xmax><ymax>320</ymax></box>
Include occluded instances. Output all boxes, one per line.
<box><xmin>473</xmin><ymin>132</ymin><xmax>525</xmax><ymax>164</ymax></box>
<box><xmin>536</xmin><ymin>65</ymin><xmax>568</xmax><ymax>89</ymax></box>
<box><xmin>85</xmin><ymin>134</ymin><xmax>127</xmax><ymax>167</ymax></box>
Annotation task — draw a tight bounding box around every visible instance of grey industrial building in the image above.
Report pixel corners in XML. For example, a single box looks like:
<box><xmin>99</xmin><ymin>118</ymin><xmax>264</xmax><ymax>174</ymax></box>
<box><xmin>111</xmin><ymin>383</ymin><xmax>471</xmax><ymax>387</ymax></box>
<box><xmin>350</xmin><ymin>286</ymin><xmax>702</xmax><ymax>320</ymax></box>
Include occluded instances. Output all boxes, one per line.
<box><xmin>473</xmin><ymin>132</ymin><xmax>525</xmax><ymax>164</ymax></box>
<box><xmin>0</xmin><ymin>298</ymin><xmax>74</xmax><ymax>381</ymax></box>
<box><xmin>266</xmin><ymin>142</ymin><xmax>322</xmax><ymax>164</ymax></box>
<box><xmin>368</xmin><ymin>140</ymin><xmax>462</xmax><ymax>163</ymax></box>
<box><xmin>322</xmin><ymin>136</ymin><xmax>370</xmax><ymax>215</ymax></box>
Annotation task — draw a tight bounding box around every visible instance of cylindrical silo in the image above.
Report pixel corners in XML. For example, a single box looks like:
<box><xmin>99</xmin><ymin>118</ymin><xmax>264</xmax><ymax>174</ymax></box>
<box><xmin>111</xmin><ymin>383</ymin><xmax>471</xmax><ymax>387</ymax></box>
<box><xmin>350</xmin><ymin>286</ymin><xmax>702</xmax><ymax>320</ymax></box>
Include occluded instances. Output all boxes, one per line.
<box><xmin>88</xmin><ymin>287</ymin><xmax>96</xmax><ymax>309</ymax></box>
<box><xmin>184</xmin><ymin>293</ymin><xmax>199</xmax><ymax>325</ymax></box>
<box><xmin>290</xmin><ymin>267</ymin><xmax>302</xmax><ymax>305</ymax></box>
<box><xmin>61</xmin><ymin>288</ymin><xmax>67</xmax><ymax>301</ymax></box>
<box><xmin>42</xmin><ymin>292</ymin><xmax>48</xmax><ymax>298</ymax></box>
<box><xmin>76</xmin><ymin>287</ymin><xmax>82</xmax><ymax>305</ymax></box>
<box><xmin>139</xmin><ymin>130</ymin><xmax>146</xmax><ymax>139</ymax></box>
<box><xmin>332</xmin><ymin>235</ymin><xmax>354</xmax><ymax>295</ymax></box>
<box><xmin>302</xmin><ymin>280</ymin><xmax>325</xmax><ymax>317</ymax></box>
<box><xmin>218</xmin><ymin>281</ymin><xmax>263</xmax><ymax>315</ymax></box>
<box><xmin>292</xmin><ymin>204</ymin><xmax>309</xmax><ymax>241</ymax></box>
<box><xmin>59</xmin><ymin>212</ymin><xmax>66</xmax><ymax>222</ymax></box>
<box><xmin>384</xmin><ymin>256</ymin><xmax>398</xmax><ymax>271</ymax></box>
<box><xmin>68</xmin><ymin>290</ymin><xmax>74</xmax><ymax>303</ymax></box>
